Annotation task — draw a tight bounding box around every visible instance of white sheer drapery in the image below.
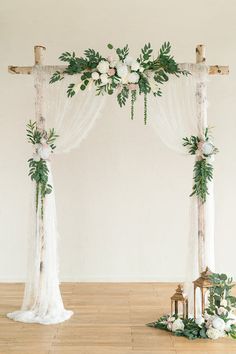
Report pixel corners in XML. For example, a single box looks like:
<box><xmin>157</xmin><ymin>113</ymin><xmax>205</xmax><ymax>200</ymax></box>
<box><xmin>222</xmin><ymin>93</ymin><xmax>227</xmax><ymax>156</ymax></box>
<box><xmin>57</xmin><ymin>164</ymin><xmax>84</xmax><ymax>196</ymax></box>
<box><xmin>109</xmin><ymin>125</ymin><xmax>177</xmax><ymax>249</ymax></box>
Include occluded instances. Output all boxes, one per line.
<box><xmin>150</xmin><ymin>63</ymin><xmax>215</xmax><ymax>314</ymax></box>
<box><xmin>7</xmin><ymin>63</ymin><xmax>215</xmax><ymax>324</ymax></box>
<box><xmin>7</xmin><ymin>66</ymin><xmax>106</xmax><ymax>324</ymax></box>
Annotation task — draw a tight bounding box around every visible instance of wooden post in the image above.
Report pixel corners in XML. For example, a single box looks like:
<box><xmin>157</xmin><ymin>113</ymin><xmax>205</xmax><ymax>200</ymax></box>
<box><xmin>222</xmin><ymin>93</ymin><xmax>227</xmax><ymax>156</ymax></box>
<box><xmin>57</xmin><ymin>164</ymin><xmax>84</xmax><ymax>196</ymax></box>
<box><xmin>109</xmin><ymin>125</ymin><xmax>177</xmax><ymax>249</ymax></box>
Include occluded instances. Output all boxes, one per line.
<box><xmin>34</xmin><ymin>45</ymin><xmax>46</xmax><ymax>306</ymax></box>
<box><xmin>195</xmin><ymin>44</ymin><xmax>208</xmax><ymax>273</ymax></box>
<box><xmin>34</xmin><ymin>46</ymin><xmax>46</xmax><ymax>131</ymax></box>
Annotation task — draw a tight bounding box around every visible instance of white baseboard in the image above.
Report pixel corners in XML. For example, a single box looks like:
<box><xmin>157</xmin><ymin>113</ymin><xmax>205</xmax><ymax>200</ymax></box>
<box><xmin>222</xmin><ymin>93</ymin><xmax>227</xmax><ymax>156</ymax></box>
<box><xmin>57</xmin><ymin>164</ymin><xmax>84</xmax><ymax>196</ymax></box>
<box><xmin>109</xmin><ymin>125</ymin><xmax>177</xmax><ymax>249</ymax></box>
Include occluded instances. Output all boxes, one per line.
<box><xmin>0</xmin><ymin>275</ymin><xmax>184</xmax><ymax>283</ymax></box>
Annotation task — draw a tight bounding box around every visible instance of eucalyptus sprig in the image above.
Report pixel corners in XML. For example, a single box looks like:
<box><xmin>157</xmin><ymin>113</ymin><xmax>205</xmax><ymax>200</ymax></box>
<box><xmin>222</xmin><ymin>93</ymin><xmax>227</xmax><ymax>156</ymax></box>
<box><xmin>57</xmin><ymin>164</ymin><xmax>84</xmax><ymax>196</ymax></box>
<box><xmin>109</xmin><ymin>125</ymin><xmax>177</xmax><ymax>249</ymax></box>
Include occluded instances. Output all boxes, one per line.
<box><xmin>50</xmin><ymin>42</ymin><xmax>189</xmax><ymax>124</ymax></box>
<box><xmin>183</xmin><ymin>128</ymin><xmax>218</xmax><ymax>203</ymax></box>
<box><xmin>27</xmin><ymin>121</ymin><xmax>58</xmax><ymax>217</ymax></box>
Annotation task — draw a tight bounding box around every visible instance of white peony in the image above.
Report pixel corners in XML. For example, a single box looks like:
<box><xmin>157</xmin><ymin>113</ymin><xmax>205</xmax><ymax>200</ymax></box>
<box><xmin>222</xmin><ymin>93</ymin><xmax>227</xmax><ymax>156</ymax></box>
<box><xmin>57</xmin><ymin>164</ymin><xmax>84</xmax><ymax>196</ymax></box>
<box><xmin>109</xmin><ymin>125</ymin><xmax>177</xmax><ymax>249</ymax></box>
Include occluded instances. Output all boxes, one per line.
<box><xmin>92</xmin><ymin>72</ymin><xmax>100</xmax><ymax>80</ymax></box>
<box><xmin>195</xmin><ymin>316</ymin><xmax>204</xmax><ymax>326</ymax></box>
<box><xmin>33</xmin><ymin>153</ymin><xmax>40</xmax><ymax>162</ymax></box>
<box><xmin>172</xmin><ymin>318</ymin><xmax>184</xmax><ymax>332</ymax></box>
<box><xmin>100</xmin><ymin>73</ymin><xmax>109</xmax><ymax>85</ymax></box>
<box><xmin>202</xmin><ymin>142</ymin><xmax>215</xmax><ymax>155</ymax></box>
<box><xmin>212</xmin><ymin>316</ymin><xmax>225</xmax><ymax>331</ymax></box>
<box><xmin>220</xmin><ymin>299</ymin><xmax>228</xmax><ymax>307</ymax></box>
<box><xmin>116</xmin><ymin>63</ymin><xmax>129</xmax><ymax>78</ymax></box>
<box><xmin>97</xmin><ymin>60</ymin><xmax>109</xmax><ymax>74</ymax></box>
<box><xmin>127</xmin><ymin>72</ymin><xmax>140</xmax><ymax>83</ymax></box>
<box><xmin>131</xmin><ymin>61</ymin><xmax>140</xmax><ymax>71</ymax></box>
<box><xmin>206</xmin><ymin>327</ymin><xmax>225</xmax><ymax>340</ymax></box>
<box><xmin>38</xmin><ymin>144</ymin><xmax>51</xmax><ymax>160</ymax></box>
<box><xmin>124</xmin><ymin>56</ymin><xmax>134</xmax><ymax>66</ymax></box>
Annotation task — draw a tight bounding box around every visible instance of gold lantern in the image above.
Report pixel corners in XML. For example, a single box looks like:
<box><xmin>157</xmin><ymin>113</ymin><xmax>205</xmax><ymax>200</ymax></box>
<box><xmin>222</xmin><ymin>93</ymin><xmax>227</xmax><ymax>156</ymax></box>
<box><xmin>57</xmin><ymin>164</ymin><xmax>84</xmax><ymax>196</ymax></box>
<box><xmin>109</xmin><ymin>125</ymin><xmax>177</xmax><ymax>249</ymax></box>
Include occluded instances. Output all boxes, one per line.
<box><xmin>171</xmin><ymin>284</ymin><xmax>188</xmax><ymax>319</ymax></box>
<box><xmin>193</xmin><ymin>266</ymin><xmax>213</xmax><ymax>319</ymax></box>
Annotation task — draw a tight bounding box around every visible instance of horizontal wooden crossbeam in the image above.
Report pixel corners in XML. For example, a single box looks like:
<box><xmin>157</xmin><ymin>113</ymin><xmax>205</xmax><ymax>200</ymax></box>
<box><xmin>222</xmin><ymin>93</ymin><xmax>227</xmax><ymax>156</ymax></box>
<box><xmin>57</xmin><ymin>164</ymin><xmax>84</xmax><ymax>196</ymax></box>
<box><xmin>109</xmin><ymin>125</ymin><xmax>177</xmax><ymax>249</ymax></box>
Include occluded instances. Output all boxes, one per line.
<box><xmin>8</xmin><ymin>64</ymin><xmax>229</xmax><ymax>75</ymax></box>
<box><xmin>8</xmin><ymin>44</ymin><xmax>229</xmax><ymax>76</ymax></box>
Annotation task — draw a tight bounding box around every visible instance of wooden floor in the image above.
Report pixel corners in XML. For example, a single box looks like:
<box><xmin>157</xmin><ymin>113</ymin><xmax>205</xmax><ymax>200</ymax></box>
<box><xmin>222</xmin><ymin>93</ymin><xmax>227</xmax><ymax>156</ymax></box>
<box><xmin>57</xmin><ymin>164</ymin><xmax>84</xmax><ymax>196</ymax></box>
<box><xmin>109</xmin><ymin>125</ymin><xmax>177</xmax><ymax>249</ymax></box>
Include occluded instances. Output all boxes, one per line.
<box><xmin>1</xmin><ymin>283</ymin><xmax>236</xmax><ymax>354</ymax></box>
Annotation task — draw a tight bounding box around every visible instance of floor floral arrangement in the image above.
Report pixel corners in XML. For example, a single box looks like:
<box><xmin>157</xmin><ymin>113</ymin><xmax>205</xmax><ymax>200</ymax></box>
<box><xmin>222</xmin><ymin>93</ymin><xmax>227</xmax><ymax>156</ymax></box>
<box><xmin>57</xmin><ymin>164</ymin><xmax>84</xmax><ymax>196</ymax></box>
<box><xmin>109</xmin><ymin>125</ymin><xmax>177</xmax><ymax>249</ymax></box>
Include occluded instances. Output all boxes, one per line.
<box><xmin>147</xmin><ymin>273</ymin><xmax>236</xmax><ymax>340</ymax></box>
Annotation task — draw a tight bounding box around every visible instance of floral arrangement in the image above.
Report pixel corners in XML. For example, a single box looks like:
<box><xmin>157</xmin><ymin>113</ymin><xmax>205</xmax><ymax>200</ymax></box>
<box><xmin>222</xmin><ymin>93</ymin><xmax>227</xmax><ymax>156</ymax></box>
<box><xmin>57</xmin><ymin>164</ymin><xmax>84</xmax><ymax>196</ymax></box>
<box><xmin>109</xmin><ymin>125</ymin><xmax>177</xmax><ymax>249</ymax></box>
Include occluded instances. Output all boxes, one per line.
<box><xmin>49</xmin><ymin>42</ymin><xmax>188</xmax><ymax>124</ymax></box>
<box><xmin>147</xmin><ymin>273</ymin><xmax>236</xmax><ymax>340</ymax></box>
<box><xmin>27</xmin><ymin>121</ymin><xmax>58</xmax><ymax>216</ymax></box>
<box><xmin>183</xmin><ymin>128</ymin><xmax>218</xmax><ymax>203</ymax></box>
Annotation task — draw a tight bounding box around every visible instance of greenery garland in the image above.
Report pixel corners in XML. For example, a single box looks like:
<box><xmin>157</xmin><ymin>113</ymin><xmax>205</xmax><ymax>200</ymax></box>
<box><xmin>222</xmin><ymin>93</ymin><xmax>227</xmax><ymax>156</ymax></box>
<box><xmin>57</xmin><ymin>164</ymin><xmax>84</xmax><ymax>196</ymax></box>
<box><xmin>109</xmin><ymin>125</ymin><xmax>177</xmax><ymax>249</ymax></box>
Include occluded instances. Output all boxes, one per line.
<box><xmin>27</xmin><ymin>121</ymin><xmax>58</xmax><ymax>217</ymax></box>
<box><xmin>147</xmin><ymin>273</ymin><xmax>236</xmax><ymax>340</ymax></box>
<box><xmin>183</xmin><ymin>128</ymin><xmax>218</xmax><ymax>203</ymax></box>
<box><xmin>49</xmin><ymin>42</ymin><xmax>189</xmax><ymax>124</ymax></box>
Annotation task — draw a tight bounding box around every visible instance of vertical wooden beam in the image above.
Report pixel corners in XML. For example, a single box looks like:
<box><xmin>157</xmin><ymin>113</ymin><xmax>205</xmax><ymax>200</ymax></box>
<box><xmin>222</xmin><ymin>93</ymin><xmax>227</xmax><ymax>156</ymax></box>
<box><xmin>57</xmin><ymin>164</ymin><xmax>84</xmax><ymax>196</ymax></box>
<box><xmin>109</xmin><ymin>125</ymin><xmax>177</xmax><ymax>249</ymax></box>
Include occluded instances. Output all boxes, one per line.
<box><xmin>34</xmin><ymin>46</ymin><xmax>46</xmax><ymax>131</ymax></box>
<box><xmin>196</xmin><ymin>44</ymin><xmax>207</xmax><ymax>273</ymax></box>
<box><xmin>34</xmin><ymin>45</ymin><xmax>46</xmax><ymax>65</ymax></box>
<box><xmin>34</xmin><ymin>45</ymin><xmax>46</xmax><ymax>306</ymax></box>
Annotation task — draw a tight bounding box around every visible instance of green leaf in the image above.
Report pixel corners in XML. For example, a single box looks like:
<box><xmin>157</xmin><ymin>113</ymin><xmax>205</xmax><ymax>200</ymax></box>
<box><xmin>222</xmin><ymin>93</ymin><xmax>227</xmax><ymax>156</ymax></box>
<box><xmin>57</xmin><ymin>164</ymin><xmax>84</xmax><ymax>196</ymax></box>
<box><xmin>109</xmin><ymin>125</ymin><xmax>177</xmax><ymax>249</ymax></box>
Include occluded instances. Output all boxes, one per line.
<box><xmin>107</xmin><ymin>43</ymin><xmax>113</xmax><ymax>49</ymax></box>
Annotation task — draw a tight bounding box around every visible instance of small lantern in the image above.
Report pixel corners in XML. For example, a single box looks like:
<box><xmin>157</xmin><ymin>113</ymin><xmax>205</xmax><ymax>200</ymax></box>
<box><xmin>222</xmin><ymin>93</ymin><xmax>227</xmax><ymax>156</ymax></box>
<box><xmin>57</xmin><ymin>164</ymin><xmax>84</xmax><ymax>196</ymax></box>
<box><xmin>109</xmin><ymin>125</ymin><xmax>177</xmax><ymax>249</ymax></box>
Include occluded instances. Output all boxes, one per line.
<box><xmin>193</xmin><ymin>266</ymin><xmax>213</xmax><ymax>319</ymax></box>
<box><xmin>171</xmin><ymin>284</ymin><xmax>188</xmax><ymax>319</ymax></box>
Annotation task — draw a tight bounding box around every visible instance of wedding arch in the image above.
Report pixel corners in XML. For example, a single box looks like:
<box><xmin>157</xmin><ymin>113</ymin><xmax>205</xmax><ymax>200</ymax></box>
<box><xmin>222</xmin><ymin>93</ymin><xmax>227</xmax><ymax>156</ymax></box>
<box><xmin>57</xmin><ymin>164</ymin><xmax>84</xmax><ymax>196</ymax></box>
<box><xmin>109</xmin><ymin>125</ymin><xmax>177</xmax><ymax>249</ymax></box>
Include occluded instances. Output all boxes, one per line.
<box><xmin>7</xmin><ymin>44</ymin><xmax>229</xmax><ymax>325</ymax></box>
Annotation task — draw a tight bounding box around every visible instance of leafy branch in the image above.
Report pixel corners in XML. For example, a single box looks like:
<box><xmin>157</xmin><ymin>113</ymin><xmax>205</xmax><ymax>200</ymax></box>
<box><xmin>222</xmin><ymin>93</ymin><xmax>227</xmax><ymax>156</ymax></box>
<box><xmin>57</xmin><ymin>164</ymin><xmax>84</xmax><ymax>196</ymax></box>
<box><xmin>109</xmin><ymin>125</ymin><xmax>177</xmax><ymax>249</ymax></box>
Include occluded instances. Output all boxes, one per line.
<box><xmin>27</xmin><ymin>121</ymin><xmax>58</xmax><ymax>217</ymax></box>
<box><xmin>191</xmin><ymin>159</ymin><xmax>213</xmax><ymax>202</ymax></box>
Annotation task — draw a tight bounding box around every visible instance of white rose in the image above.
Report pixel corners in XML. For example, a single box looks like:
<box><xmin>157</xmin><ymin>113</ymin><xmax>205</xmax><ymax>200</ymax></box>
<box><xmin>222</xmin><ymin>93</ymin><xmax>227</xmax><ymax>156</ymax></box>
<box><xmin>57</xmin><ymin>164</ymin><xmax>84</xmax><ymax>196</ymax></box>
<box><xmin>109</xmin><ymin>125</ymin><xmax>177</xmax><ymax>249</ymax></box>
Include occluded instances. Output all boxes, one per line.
<box><xmin>116</xmin><ymin>63</ymin><xmax>129</xmax><ymax>78</ymax></box>
<box><xmin>202</xmin><ymin>142</ymin><xmax>215</xmax><ymax>155</ymax></box>
<box><xmin>204</xmin><ymin>313</ymin><xmax>211</xmax><ymax>321</ymax></box>
<box><xmin>109</xmin><ymin>60</ymin><xmax>117</xmax><ymax>68</ymax></box>
<box><xmin>207</xmin><ymin>155</ymin><xmax>215</xmax><ymax>163</ymax></box>
<box><xmin>206</xmin><ymin>327</ymin><xmax>225</xmax><ymax>340</ymax></box>
<box><xmin>225</xmin><ymin>320</ymin><xmax>233</xmax><ymax>332</ymax></box>
<box><xmin>40</xmin><ymin>138</ymin><xmax>47</xmax><ymax>144</ymax></box>
<box><xmin>121</xmin><ymin>76</ymin><xmax>128</xmax><ymax>84</ymax></box>
<box><xmin>217</xmin><ymin>307</ymin><xmax>228</xmax><ymax>316</ymax></box>
<box><xmin>34</xmin><ymin>143</ymin><xmax>41</xmax><ymax>150</ymax></box>
<box><xmin>212</xmin><ymin>317</ymin><xmax>225</xmax><ymax>331</ymax></box>
<box><xmin>127</xmin><ymin>72</ymin><xmax>140</xmax><ymax>83</ymax></box>
<box><xmin>172</xmin><ymin>318</ymin><xmax>184</xmax><ymax>332</ymax></box>
<box><xmin>220</xmin><ymin>299</ymin><xmax>228</xmax><ymax>307</ymax></box>
<box><xmin>97</xmin><ymin>60</ymin><xmax>109</xmax><ymax>74</ymax></box>
<box><xmin>100</xmin><ymin>73</ymin><xmax>109</xmax><ymax>85</ymax></box>
<box><xmin>131</xmin><ymin>61</ymin><xmax>140</xmax><ymax>71</ymax></box>
<box><xmin>38</xmin><ymin>144</ymin><xmax>51</xmax><ymax>160</ymax></box>
<box><xmin>195</xmin><ymin>316</ymin><xmax>204</xmax><ymax>326</ymax></box>
<box><xmin>92</xmin><ymin>72</ymin><xmax>100</xmax><ymax>80</ymax></box>
<box><xmin>33</xmin><ymin>153</ymin><xmax>40</xmax><ymax>162</ymax></box>
<box><xmin>124</xmin><ymin>56</ymin><xmax>134</xmax><ymax>66</ymax></box>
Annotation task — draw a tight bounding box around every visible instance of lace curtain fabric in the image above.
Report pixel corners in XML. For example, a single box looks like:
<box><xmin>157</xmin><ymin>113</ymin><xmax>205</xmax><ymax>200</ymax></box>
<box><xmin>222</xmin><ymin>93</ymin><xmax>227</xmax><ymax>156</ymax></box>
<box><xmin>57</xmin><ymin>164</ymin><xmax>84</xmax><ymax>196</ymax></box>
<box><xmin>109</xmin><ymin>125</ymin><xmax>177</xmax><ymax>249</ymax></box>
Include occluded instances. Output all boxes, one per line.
<box><xmin>7</xmin><ymin>63</ymin><xmax>214</xmax><ymax>323</ymax></box>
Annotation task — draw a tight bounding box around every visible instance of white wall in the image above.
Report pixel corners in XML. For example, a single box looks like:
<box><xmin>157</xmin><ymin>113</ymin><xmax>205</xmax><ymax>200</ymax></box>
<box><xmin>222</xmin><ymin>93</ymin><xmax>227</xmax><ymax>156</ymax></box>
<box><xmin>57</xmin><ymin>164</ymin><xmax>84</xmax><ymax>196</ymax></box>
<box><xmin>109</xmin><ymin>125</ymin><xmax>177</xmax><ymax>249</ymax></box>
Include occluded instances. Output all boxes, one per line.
<box><xmin>1</xmin><ymin>0</ymin><xmax>236</xmax><ymax>282</ymax></box>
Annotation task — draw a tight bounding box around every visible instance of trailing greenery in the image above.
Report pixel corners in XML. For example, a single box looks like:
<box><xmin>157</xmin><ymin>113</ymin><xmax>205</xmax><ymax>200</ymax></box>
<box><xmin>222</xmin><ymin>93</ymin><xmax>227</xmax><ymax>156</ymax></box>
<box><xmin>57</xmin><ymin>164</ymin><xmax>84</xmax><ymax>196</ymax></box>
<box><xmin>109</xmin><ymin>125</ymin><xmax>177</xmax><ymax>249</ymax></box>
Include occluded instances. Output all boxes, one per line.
<box><xmin>50</xmin><ymin>42</ymin><xmax>189</xmax><ymax>124</ymax></box>
<box><xmin>27</xmin><ymin>121</ymin><xmax>58</xmax><ymax>217</ymax></box>
<box><xmin>147</xmin><ymin>273</ymin><xmax>236</xmax><ymax>340</ymax></box>
<box><xmin>183</xmin><ymin>128</ymin><xmax>218</xmax><ymax>203</ymax></box>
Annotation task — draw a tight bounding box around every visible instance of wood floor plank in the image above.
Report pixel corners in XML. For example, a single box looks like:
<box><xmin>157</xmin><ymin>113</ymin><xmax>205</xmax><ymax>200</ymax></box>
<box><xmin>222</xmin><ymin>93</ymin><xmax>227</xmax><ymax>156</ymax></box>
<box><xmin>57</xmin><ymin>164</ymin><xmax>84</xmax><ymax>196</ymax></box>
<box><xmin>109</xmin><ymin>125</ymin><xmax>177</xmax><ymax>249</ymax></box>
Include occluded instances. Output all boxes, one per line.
<box><xmin>0</xmin><ymin>282</ymin><xmax>236</xmax><ymax>353</ymax></box>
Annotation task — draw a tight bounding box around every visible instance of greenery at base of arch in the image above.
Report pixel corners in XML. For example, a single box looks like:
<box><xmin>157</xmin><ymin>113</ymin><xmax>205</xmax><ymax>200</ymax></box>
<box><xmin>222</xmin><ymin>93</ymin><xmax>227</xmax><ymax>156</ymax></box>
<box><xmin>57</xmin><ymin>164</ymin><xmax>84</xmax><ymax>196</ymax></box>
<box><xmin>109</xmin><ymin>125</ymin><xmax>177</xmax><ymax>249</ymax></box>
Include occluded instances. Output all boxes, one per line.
<box><xmin>49</xmin><ymin>42</ymin><xmax>189</xmax><ymax>124</ymax></box>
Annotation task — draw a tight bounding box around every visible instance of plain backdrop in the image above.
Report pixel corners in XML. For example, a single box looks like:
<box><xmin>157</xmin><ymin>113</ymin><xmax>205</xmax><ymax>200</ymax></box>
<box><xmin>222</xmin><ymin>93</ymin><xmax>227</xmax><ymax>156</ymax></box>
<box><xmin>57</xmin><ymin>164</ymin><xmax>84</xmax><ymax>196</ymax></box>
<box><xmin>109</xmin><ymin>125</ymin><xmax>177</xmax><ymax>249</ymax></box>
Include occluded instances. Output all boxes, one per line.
<box><xmin>0</xmin><ymin>0</ymin><xmax>236</xmax><ymax>282</ymax></box>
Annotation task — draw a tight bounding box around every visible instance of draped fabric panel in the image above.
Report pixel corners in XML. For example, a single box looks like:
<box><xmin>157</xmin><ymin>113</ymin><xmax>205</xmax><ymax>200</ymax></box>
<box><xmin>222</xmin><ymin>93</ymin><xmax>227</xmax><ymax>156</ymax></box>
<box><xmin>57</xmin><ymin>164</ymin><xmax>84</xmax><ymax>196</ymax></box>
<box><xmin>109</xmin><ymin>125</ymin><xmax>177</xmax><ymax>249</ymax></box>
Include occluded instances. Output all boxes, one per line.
<box><xmin>7</xmin><ymin>64</ymin><xmax>214</xmax><ymax>323</ymax></box>
<box><xmin>150</xmin><ymin>63</ymin><xmax>215</xmax><ymax>314</ymax></box>
<box><xmin>7</xmin><ymin>67</ymin><xmax>106</xmax><ymax>324</ymax></box>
